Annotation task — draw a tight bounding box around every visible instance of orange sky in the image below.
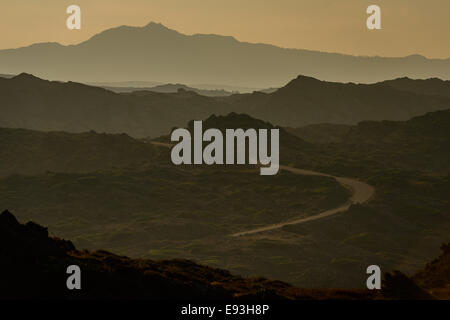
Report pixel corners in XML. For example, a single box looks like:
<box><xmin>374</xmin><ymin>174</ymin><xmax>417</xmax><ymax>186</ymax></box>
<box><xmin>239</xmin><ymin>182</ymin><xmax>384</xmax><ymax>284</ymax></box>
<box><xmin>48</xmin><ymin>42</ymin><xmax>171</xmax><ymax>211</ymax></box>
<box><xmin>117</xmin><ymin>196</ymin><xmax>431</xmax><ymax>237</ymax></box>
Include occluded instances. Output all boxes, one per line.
<box><xmin>1</xmin><ymin>0</ymin><xmax>449</xmax><ymax>58</ymax></box>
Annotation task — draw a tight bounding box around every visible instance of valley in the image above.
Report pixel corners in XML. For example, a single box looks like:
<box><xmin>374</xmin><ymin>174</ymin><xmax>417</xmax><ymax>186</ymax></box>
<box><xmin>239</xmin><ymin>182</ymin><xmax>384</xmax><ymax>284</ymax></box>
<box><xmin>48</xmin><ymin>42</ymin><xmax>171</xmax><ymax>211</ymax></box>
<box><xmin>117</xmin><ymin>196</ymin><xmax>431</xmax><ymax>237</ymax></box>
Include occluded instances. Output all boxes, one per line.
<box><xmin>0</xmin><ymin>5</ymin><xmax>449</xmax><ymax>302</ymax></box>
<box><xmin>0</xmin><ymin>110</ymin><xmax>448</xmax><ymax>288</ymax></box>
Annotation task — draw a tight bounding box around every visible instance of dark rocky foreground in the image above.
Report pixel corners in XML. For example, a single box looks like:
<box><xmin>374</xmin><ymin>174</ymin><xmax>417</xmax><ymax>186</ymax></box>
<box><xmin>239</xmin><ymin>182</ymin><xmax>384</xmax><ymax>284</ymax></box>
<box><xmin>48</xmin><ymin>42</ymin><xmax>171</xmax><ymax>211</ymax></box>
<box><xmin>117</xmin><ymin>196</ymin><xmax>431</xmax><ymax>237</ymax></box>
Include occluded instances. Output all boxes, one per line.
<box><xmin>0</xmin><ymin>210</ymin><xmax>446</xmax><ymax>300</ymax></box>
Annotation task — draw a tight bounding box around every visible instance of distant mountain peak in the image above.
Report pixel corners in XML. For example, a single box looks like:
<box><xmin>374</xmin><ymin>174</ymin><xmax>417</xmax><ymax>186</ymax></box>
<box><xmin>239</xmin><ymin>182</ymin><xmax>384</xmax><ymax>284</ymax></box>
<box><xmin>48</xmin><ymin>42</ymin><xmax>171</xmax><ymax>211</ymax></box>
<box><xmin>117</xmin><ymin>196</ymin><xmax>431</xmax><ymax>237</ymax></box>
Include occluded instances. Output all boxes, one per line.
<box><xmin>142</xmin><ymin>22</ymin><xmax>181</xmax><ymax>36</ymax></box>
<box><xmin>144</xmin><ymin>22</ymin><xmax>170</xmax><ymax>30</ymax></box>
<box><xmin>1</xmin><ymin>22</ymin><xmax>449</xmax><ymax>86</ymax></box>
<box><xmin>293</xmin><ymin>75</ymin><xmax>322</xmax><ymax>82</ymax></box>
<box><xmin>11</xmin><ymin>73</ymin><xmax>42</xmax><ymax>82</ymax></box>
<box><xmin>81</xmin><ymin>22</ymin><xmax>181</xmax><ymax>45</ymax></box>
<box><xmin>0</xmin><ymin>210</ymin><xmax>19</xmax><ymax>227</ymax></box>
<box><xmin>279</xmin><ymin>74</ymin><xmax>323</xmax><ymax>91</ymax></box>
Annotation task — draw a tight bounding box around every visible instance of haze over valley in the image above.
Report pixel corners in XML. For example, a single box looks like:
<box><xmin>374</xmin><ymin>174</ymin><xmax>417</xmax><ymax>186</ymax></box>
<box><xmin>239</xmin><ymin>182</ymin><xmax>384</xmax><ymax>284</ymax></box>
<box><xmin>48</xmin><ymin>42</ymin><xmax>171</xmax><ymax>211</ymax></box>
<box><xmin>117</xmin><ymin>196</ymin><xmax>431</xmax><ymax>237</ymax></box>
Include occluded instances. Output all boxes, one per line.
<box><xmin>0</xmin><ymin>14</ymin><xmax>449</xmax><ymax>299</ymax></box>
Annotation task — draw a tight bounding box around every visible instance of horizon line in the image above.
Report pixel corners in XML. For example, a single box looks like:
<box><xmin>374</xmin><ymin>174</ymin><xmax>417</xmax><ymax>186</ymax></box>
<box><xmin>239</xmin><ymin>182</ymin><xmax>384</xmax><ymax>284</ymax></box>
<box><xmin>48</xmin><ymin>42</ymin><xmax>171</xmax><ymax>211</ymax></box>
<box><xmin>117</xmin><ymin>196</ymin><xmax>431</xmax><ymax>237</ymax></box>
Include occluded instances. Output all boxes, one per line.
<box><xmin>1</xmin><ymin>21</ymin><xmax>449</xmax><ymax>61</ymax></box>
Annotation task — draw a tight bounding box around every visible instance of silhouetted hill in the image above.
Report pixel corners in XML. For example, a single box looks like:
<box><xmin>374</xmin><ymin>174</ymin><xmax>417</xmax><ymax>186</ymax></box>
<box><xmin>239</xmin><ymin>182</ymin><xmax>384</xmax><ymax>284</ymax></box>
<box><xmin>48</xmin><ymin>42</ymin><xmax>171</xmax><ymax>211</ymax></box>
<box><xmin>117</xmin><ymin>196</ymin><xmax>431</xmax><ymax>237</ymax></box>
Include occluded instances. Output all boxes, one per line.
<box><xmin>331</xmin><ymin>109</ymin><xmax>450</xmax><ymax>174</ymax></box>
<box><xmin>202</xmin><ymin>113</ymin><xmax>315</xmax><ymax>166</ymax></box>
<box><xmin>383</xmin><ymin>77</ymin><xmax>450</xmax><ymax>98</ymax></box>
<box><xmin>381</xmin><ymin>243</ymin><xmax>450</xmax><ymax>300</ymax></box>
<box><xmin>286</xmin><ymin>109</ymin><xmax>450</xmax><ymax>179</ymax></box>
<box><xmin>104</xmin><ymin>84</ymin><xmax>235</xmax><ymax>97</ymax></box>
<box><xmin>92</xmin><ymin>80</ymin><xmax>259</xmax><ymax>94</ymax></box>
<box><xmin>0</xmin><ymin>73</ymin><xmax>228</xmax><ymax>138</ymax></box>
<box><xmin>0</xmin><ymin>210</ymin><xmax>377</xmax><ymax>300</ymax></box>
<box><xmin>156</xmin><ymin>112</ymin><xmax>314</xmax><ymax>165</ymax></box>
<box><xmin>193</xmin><ymin>113</ymin><xmax>311</xmax><ymax>150</ymax></box>
<box><xmin>413</xmin><ymin>243</ymin><xmax>450</xmax><ymax>299</ymax></box>
<box><xmin>289</xmin><ymin>108</ymin><xmax>450</xmax><ymax>150</ymax></box>
<box><xmin>226</xmin><ymin>75</ymin><xmax>450</xmax><ymax>127</ymax></box>
<box><xmin>2</xmin><ymin>73</ymin><xmax>450</xmax><ymax>138</ymax></box>
<box><xmin>345</xmin><ymin>108</ymin><xmax>450</xmax><ymax>143</ymax></box>
<box><xmin>0</xmin><ymin>127</ymin><xmax>162</xmax><ymax>177</ymax></box>
<box><xmin>1</xmin><ymin>22</ymin><xmax>449</xmax><ymax>87</ymax></box>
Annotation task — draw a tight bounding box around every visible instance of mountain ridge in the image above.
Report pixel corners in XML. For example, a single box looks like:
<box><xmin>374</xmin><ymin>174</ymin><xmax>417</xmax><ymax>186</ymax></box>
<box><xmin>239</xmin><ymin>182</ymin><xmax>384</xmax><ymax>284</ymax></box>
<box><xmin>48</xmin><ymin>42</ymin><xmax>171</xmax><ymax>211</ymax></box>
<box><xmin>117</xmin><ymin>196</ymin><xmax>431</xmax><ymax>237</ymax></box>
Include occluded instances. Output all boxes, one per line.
<box><xmin>1</xmin><ymin>22</ymin><xmax>449</xmax><ymax>87</ymax></box>
<box><xmin>228</xmin><ymin>74</ymin><xmax>450</xmax><ymax>127</ymax></box>
<box><xmin>1</xmin><ymin>73</ymin><xmax>450</xmax><ymax>138</ymax></box>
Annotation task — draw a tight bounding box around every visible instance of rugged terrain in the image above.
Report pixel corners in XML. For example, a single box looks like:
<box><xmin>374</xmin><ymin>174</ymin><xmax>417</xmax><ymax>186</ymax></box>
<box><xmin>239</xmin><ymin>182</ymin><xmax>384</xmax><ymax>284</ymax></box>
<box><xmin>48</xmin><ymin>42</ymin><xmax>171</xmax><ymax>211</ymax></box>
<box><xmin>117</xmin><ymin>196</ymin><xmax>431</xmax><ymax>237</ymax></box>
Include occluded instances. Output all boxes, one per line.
<box><xmin>1</xmin><ymin>73</ymin><xmax>450</xmax><ymax>138</ymax></box>
<box><xmin>1</xmin><ymin>210</ymin><xmax>447</xmax><ymax>300</ymax></box>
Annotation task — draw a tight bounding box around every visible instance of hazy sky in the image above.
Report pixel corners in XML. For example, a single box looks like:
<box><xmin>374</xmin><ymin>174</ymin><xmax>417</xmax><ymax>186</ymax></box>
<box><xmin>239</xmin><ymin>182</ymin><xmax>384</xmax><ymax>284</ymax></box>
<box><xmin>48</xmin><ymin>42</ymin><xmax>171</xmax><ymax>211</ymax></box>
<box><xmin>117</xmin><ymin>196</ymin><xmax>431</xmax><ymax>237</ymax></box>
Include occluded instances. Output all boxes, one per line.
<box><xmin>1</xmin><ymin>0</ymin><xmax>449</xmax><ymax>58</ymax></box>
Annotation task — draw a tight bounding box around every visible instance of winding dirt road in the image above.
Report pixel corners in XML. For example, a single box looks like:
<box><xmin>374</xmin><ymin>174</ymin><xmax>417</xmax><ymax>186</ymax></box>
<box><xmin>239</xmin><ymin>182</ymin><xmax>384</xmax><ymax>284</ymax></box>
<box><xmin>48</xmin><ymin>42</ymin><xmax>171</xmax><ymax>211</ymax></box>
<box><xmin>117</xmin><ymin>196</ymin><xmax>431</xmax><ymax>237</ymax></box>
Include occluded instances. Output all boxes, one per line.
<box><xmin>231</xmin><ymin>165</ymin><xmax>375</xmax><ymax>237</ymax></box>
<box><xmin>149</xmin><ymin>142</ymin><xmax>375</xmax><ymax>237</ymax></box>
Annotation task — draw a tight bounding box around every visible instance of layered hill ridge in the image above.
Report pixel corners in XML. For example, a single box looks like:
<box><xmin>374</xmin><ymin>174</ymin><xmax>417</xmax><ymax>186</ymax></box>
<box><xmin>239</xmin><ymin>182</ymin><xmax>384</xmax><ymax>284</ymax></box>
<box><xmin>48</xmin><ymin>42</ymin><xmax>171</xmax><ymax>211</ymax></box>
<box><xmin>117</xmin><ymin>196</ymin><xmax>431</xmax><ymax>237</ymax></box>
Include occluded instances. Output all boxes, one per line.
<box><xmin>382</xmin><ymin>77</ymin><xmax>450</xmax><ymax>98</ymax></box>
<box><xmin>1</xmin><ymin>73</ymin><xmax>450</xmax><ymax>138</ymax></box>
<box><xmin>1</xmin><ymin>22</ymin><xmax>450</xmax><ymax>87</ymax></box>
<box><xmin>288</xmin><ymin>108</ymin><xmax>450</xmax><ymax>174</ymax></box>
<box><xmin>230</xmin><ymin>75</ymin><xmax>450</xmax><ymax>127</ymax></box>
<box><xmin>105</xmin><ymin>83</ymin><xmax>235</xmax><ymax>97</ymax></box>
<box><xmin>0</xmin><ymin>73</ymin><xmax>228</xmax><ymax>138</ymax></box>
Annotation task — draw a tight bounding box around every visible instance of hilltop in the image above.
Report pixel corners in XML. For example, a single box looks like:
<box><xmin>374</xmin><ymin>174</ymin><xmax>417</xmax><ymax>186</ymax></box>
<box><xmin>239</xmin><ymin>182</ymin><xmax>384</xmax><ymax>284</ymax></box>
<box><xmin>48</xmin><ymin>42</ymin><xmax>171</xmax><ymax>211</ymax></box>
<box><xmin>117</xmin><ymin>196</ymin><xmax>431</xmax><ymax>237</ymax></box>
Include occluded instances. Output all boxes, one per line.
<box><xmin>189</xmin><ymin>113</ymin><xmax>311</xmax><ymax>150</ymax></box>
